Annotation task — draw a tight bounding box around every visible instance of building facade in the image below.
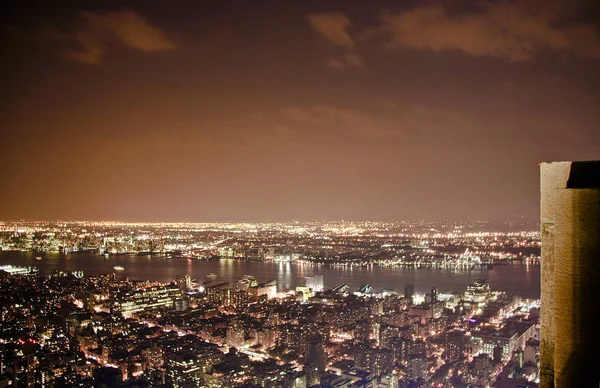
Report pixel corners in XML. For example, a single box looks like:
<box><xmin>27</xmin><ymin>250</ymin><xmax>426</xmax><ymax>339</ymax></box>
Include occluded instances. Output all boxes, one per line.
<box><xmin>540</xmin><ymin>161</ymin><xmax>600</xmax><ymax>388</ymax></box>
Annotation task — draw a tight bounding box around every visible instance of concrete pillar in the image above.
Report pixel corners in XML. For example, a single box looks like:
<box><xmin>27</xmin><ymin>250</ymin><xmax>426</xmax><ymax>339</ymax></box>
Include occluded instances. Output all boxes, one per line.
<box><xmin>540</xmin><ymin>161</ymin><xmax>600</xmax><ymax>388</ymax></box>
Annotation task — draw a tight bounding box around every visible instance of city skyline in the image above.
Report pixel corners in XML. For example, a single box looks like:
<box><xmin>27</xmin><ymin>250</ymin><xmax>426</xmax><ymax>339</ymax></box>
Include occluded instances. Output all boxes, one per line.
<box><xmin>2</xmin><ymin>0</ymin><xmax>599</xmax><ymax>222</ymax></box>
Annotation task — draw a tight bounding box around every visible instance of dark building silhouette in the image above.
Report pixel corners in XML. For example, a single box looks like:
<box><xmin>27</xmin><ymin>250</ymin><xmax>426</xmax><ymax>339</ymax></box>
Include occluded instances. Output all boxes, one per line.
<box><xmin>404</xmin><ymin>284</ymin><xmax>414</xmax><ymax>302</ymax></box>
<box><xmin>431</xmin><ymin>286</ymin><xmax>438</xmax><ymax>303</ymax></box>
<box><xmin>540</xmin><ymin>160</ymin><xmax>600</xmax><ymax>388</ymax></box>
<box><xmin>305</xmin><ymin>336</ymin><xmax>325</xmax><ymax>373</ymax></box>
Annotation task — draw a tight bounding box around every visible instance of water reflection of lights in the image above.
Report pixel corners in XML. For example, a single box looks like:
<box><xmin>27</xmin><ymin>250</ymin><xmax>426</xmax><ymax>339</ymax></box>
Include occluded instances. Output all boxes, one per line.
<box><xmin>276</xmin><ymin>261</ymin><xmax>293</xmax><ymax>290</ymax></box>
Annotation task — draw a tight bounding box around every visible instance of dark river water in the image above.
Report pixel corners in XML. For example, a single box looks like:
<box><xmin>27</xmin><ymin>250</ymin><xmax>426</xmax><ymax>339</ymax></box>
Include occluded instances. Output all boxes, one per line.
<box><xmin>0</xmin><ymin>251</ymin><xmax>541</xmax><ymax>299</ymax></box>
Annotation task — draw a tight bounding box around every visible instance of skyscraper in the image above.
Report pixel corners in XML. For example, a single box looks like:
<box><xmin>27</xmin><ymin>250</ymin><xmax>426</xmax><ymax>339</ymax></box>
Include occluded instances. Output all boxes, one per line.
<box><xmin>404</xmin><ymin>284</ymin><xmax>414</xmax><ymax>302</ymax></box>
<box><xmin>305</xmin><ymin>336</ymin><xmax>325</xmax><ymax>373</ymax></box>
<box><xmin>540</xmin><ymin>160</ymin><xmax>600</xmax><ymax>388</ymax></box>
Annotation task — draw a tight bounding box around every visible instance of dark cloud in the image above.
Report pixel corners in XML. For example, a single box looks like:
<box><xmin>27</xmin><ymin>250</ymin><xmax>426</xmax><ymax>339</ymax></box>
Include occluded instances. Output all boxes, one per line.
<box><xmin>43</xmin><ymin>9</ymin><xmax>176</xmax><ymax>64</ymax></box>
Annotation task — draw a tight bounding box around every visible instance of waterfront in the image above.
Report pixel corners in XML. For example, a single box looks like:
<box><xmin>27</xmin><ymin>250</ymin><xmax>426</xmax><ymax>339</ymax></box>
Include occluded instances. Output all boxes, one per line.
<box><xmin>0</xmin><ymin>251</ymin><xmax>540</xmax><ymax>298</ymax></box>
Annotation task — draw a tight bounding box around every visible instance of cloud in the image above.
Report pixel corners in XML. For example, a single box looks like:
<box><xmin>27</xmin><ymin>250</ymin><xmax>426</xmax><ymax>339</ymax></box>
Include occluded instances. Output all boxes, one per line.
<box><xmin>243</xmin><ymin>102</ymin><xmax>478</xmax><ymax>149</ymax></box>
<box><xmin>375</xmin><ymin>98</ymin><xmax>397</xmax><ymax>109</ymax></box>
<box><xmin>327</xmin><ymin>53</ymin><xmax>363</xmax><ymax>69</ymax></box>
<box><xmin>44</xmin><ymin>9</ymin><xmax>176</xmax><ymax>64</ymax></box>
<box><xmin>265</xmin><ymin>105</ymin><xmax>400</xmax><ymax>144</ymax></box>
<box><xmin>307</xmin><ymin>12</ymin><xmax>355</xmax><ymax>48</ymax></box>
<box><xmin>377</xmin><ymin>1</ymin><xmax>600</xmax><ymax>61</ymax></box>
<box><xmin>307</xmin><ymin>12</ymin><xmax>363</xmax><ymax>68</ymax></box>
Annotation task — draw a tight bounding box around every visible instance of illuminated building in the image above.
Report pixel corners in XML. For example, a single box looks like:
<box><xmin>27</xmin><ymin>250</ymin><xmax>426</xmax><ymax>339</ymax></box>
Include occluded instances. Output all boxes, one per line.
<box><xmin>254</xmin><ymin>327</ymin><xmax>277</xmax><ymax>350</ymax></box>
<box><xmin>248</xmin><ymin>280</ymin><xmax>277</xmax><ymax>299</ymax></box>
<box><xmin>0</xmin><ymin>265</ymin><xmax>38</xmax><ymax>276</ymax></box>
<box><xmin>355</xmin><ymin>343</ymin><xmax>393</xmax><ymax>377</ymax></box>
<box><xmin>378</xmin><ymin>374</ymin><xmax>398</xmax><ymax>388</ymax></box>
<box><xmin>408</xmin><ymin>339</ymin><xmax>427</xmax><ymax>358</ymax></box>
<box><xmin>305</xmin><ymin>362</ymin><xmax>320</xmax><ymax>387</ymax></box>
<box><xmin>540</xmin><ymin>161</ymin><xmax>600</xmax><ymax>388</ymax></box>
<box><xmin>390</xmin><ymin>337</ymin><xmax>409</xmax><ymax>364</ymax></box>
<box><xmin>378</xmin><ymin>324</ymin><xmax>401</xmax><ymax>350</ymax></box>
<box><xmin>142</xmin><ymin>343</ymin><xmax>164</xmax><ymax>369</ymax></box>
<box><xmin>467</xmin><ymin>353</ymin><xmax>494</xmax><ymax>384</ymax></box>
<box><xmin>409</xmin><ymin>302</ymin><xmax>442</xmax><ymax>325</ymax></box>
<box><xmin>166</xmin><ymin>353</ymin><xmax>204</xmax><ymax>387</ymax></box>
<box><xmin>177</xmin><ymin>274</ymin><xmax>192</xmax><ymax>291</ymax></box>
<box><xmin>279</xmin><ymin>324</ymin><xmax>302</xmax><ymax>354</ymax></box>
<box><xmin>252</xmin><ymin>364</ymin><xmax>305</xmax><ymax>387</ymax></box>
<box><xmin>205</xmin><ymin>282</ymin><xmax>230</xmax><ymax>304</ymax></box>
<box><xmin>296</xmin><ymin>286</ymin><xmax>312</xmax><ymax>302</ymax></box>
<box><xmin>228</xmin><ymin>289</ymin><xmax>249</xmax><ymax>310</ymax></box>
<box><xmin>165</xmin><ymin>347</ymin><xmax>222</xmax><ymax>388</ymax></box>
<box><xmin>464</xmin><ymin>279</ymin><xmax>491</xmax><ymax>305</ymax></box>
<box><xmin>306</xmin><ymin>275</ymin><xmax>324</xmax><ymax>293</ymax></box>
<box><xmin>406</xmin><ymin>355</ymin><xmax>427</xmax><ymax>381</ymax></box>
<box><xmin>475</xmin><ymin>321</ymin><xmax>535</xmax><ymax>363</ymax></box>
<box><xmin>205</xmin><ymin>283</ymin><xmax>249</xmax><ymax>309</ymax></box>
<box><xmin>226</xmin><ymin>321</ymin><xmax>245</xmax><ymax>349</ymax></box>
<box><xmin>235</xmin><ymin>275</ymin><xmax>258</xmax><ymax>290</ymax></box>
<box><xmin>326</xmin><ymin>359</ymin><xmax>355</xmax><ymax>375</ymax></box>
<box><xmin>430</xmin><ymin>286</ymin><xmax>438</xmax><ymax>302</ymax></box>
<box><xmin>331</xmin><ymin>283</ymin><xmax>349</xmax><ymax>293</ymax></box>
<box><xmin>301</xmin><ymin>320</ymin><xmax>330</xmax><ymax>344</ymax></box>
<box><xmin>445</xmin><ymin>330</ymin><xmax>465</xmax><ymax>362</ymax></box>
<box><xmin>524</xmin><ymin>339</ymin><xmax>540</xmax><ymax>366</ymax></box>
<box><xmin>354</xmin><ymin>320</ymin><xmax>371</xmax><ymax>343</ymax></box>
<box><xmin>277</xmin><ymin>370</ymin><xmax>307</xmax><ymax>388</ymax></box>
<box><xmin>357</xmin><ymin>284</ymin><xmax>373</xmax><ymax>294</ymax></box>
<box><xmin>369</xmin><ymin>299</ymin><xmax>384</xmax><ymax>316</ymax></box>
<box><xmin>114</xmin><ymin>285</ymin><xmax>186</xmax><ymax>316</ymax></box>
<box><xmin>0</xmin><ymin>219</ymin><xmax>546</xmax><ymax>387</ymax></box>
<box><xmin>321</xmin><ymin>369</ymin><xmax>374</xmax><ymax>387</ymax></box>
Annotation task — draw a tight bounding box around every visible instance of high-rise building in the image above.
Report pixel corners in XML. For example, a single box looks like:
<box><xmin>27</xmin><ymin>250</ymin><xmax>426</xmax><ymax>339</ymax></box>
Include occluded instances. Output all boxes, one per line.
<box><xmin>305</xmin><ymin>336</ymin><xmax>326</xmax><ymax>373</ymax></box>
<box><xmin>406</xmin><ymin>355</ymin><xmax>427</xmax><ymax>382</ymax></box>
<box><xmin>355</xmin><ymin>343</ymin><xmax>393</xmax><ymax>377</ymax></box>
<box><xmin>177</xmin><ymin>274</ymin><xmax>192</xmax><ymax>291</ymax></box>
<box><xmin>226</xmin><ymin>321</ymin><xmax>245</xmax><ymax>349</ymax></box>
<box><xmin>280</xmin><ymin>324</ymin><xmax>302</xmax><ymax>354</ymax></box>
<box><xmin>379</xmin><ymin>324</ymin><xmax>400</xmax><ymax>350</ymax></box>
<box><xmin>390</xmin><ymin>337</ymin><xmax>409</xmax><ymax>365</ymax></box>
<box><xmin>445</xmin><ymin>330</ymin><xmax>465</xmax><ymax>362</ymax></box>
<box><xmin>404</xmin><ymin>284</ymin><xmax>414</xmax><ymax>302</ymax></box>
<box><xmin>354</xmin><ymin>319</ymin><xmax>371</xmax><ymax>343</ymax></box>
<box><xmin>540</xmin><ymin>160</ymin><xmax>600</xmax><ymax>388</ymax></box>
<box><xmin>304</xmin><ymin>363</ymin><xmax>320</xmax><ymax>387</ymax></box>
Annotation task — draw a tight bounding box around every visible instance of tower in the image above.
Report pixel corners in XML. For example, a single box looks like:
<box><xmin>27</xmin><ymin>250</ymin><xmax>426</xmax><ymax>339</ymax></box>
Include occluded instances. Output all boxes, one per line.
<box><xmin>305</xmin><ymin>336</ymin><xmax>325</xmax><ymax>373</ymax></box>
<box><xmin>404</xmin><ymin>284</ymin><xmax>414</xmax><ymax>303</ymax></box>
<box><xmin>540</xmin><ymin>161</ymin><xmax>600</xmax><ymax>388</ymax></box>
<box><xmin>430</xmin><ymin>286</ymin><xmax>438</xmax><ymax>303</ymax></box>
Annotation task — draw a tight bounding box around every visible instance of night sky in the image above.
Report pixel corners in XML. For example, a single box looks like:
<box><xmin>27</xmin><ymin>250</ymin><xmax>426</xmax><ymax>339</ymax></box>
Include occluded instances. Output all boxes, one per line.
<box><xmin>1</xmin><ymin>0</ymin><xmax>599</xmax><ymax>222</ymax></box>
